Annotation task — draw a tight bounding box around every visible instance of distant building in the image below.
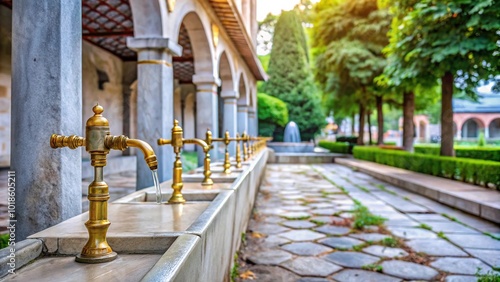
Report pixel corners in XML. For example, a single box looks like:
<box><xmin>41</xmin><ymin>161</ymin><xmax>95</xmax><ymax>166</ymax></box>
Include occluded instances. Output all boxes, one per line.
<box><xmin>453</xmin><ymin>94</ymin><xmax>500</xmax><ymax>139</ymax></box>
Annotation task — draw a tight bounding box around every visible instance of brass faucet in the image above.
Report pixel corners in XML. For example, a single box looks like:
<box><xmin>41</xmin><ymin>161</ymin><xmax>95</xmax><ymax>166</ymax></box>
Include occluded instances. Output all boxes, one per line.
<box><xmin>158</xmin><ymin>120</ymin><xmax>212</xmax><ymax>204</ymax></box>
<box><xmin>50</xmin><ymin>104</ymin><xmax>158</xmax><ymax>264</ymax></box>
<box><xmin>234</xmin><ymin>133</ymin><xmax>243</xmax><ymax>169</ymax></box>
<box><xmin>212</xmin><ymin>131</ymin><xmax>234</xmax><ymax>174</ymax></box>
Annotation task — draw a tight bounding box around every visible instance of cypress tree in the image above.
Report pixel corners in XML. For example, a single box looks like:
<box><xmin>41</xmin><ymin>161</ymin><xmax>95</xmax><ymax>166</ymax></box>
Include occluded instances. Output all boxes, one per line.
<box><xmin>264</xmin><ymin>10</ymin><xmax>324</xmax><ymax>141</ymax></box>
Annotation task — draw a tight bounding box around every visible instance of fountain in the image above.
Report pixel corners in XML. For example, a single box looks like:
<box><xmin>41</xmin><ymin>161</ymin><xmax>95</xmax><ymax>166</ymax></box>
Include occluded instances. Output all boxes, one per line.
<box><xmin>267</xmin><ymin>121</ymin><xmax>315</xmax><ymax>153</ymax></box>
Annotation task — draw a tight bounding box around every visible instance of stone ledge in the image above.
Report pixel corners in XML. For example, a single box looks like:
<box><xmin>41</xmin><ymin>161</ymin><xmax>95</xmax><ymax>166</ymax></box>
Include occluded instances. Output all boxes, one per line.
<box><xmin>269</xmin><ymin>152</ymin><xmax>347</xmax><ymax>164</ymax></box>
<box><xmin>335</xmin><ymin>158</ymin><xmax>500</xmax><ymax>224</ymax></box>
<box><xmin>0</xmin><ymin>239</ymin><xmax>42</xmax><ymax>278</ymax></box>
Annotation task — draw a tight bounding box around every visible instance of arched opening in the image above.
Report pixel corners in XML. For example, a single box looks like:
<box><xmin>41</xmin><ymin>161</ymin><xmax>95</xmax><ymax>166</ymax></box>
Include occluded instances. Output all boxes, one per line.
<box><xmin>237</xmin><ymin>73</ymin><xmax>249</xmax><ymax>134</ymax></box>
<box><xmin>419</xmin><ymin>121</ymin><xmax>426</xmax><ymax>141</ymax></box>
<box><xmin>218</xmin><ymin>51</ymin><xmax>235</xmax><ymax>137</ymax></box>
<box><xmin>489</xmin><ymin>118</ymin><xmax>500</xmax><ymax>139</ymax></box>
<box><xmin>462</xmin><ymin>118</ymin><xmax>483</xmax><ymax>138</ymax></box>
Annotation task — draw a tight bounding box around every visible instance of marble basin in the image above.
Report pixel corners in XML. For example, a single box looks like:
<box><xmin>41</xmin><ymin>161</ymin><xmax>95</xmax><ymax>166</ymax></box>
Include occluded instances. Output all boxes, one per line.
<box><xmin>183</xmin><ymin>171</ymin><xmax>239</xmax><ymax>183</ymax></box>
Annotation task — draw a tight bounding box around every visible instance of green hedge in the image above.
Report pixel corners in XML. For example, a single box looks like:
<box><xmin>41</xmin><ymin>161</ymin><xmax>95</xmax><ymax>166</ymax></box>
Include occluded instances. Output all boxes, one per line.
<box><xmin>354</xmin><ymin>146</ymin><xmax>500</xmax><ymax>190</ymax></box>
<box><xmin>257</xmin><ymin>93</ymin><xmax>289</xmax><ymax>137</ymax></box>
<box><xmin>336</xmin><ymin>136</ymin><xmax>358</xmax><ymax>144</ymax></box>
<box><xmin>318</xmin><ymin>141</ymin><xmax>351</xmax><ymax>154</ymax></box>
<box><xmin>414</xmin><ymin>145</ymin><xmax>500</xmax><ymax>162</ymax></box>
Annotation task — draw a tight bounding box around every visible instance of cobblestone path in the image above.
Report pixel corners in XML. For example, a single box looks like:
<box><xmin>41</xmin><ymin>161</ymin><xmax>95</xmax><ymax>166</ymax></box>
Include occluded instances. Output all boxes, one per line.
<box><xmin>236</xmin><ymin>164</ymin><xmax>500</xmax><ymax>282</ymax></box>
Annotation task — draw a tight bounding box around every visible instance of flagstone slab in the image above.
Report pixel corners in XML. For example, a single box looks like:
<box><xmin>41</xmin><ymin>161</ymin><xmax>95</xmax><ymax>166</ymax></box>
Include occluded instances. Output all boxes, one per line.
<box><xmin>309</xmin><ymin>216</ymin><xmax>334</xmax><ymax>224</ymax></box>
<box><xmin>309</xmin><ymin>203</ymin><xmax>335</xmax><ymax>209</ymax></box>
<box><xmin>362</xmin><ymin>246</ymin><xmax>408</xmax><ymax>258</ymax></box>
<box><xmin>387</xmin><ymin>226</ymin><xmax>438</xmax><ymax>239</ymax></box>
<box><xmin>279</xmin><ymin>230</ymin><xmax>326</xmax><ymax>241</ymax></box>
<box><xmin>407</xmin><ymin>213</ymin><xmax>448</xmax><ymax>221</ymax></box>
<box><xmin>315</xmin><ymin>225</ymin><xmax>351</xmax><ymax>236</ymax></box>
<box><xmin>380</xmin><ymin>260</ymin><xmax>439</xmax><ymax>280</ymax></box>
<box><xmin>349</xmin><ymin>233</ymin><xmax>391</xmax><ymax>242</ymax></box>
<box><xmin>281</xmin><ymin>220</ymin><xmax>317</xmax><ymax>229</ymax></box>
<box><xmin>239</xmin><ymin>265</ymin><xmax>299</xmax><ymax>282</ymax></box>
<box><xmin>280</xmin><ymin>212</ymin><xmax>311</xmax><ymax>220</ymax></box>
<box><xmin>447</xmin><ymin>234</ymin><xmax>500</xmax><ymax>250</ymax></box>
<box><xmin>280</xmin><ymin>257</ymin><xmax>342</xmax><ymax>277</ymax></box>
<box><xmin>444</xmin><ymin>275</ymin><xmax>478</xmax><ymax>282</ymax></box>
<box><xmin>324</xmin><ymin>251</ymin><xmax>379</xmax><ymax>268</ymax></box>
<box><xmin>263</xmin><ymin>216</ymin><xmax>284</xmax><ymax>224</ymax></box>
<box><xmin>262</xmin><ymin>235</ymin><xmax>290</xmax><ymax>248</ymax></box>
<box><xmin>406</xmin><ymin>239</ymin><xmax>468</xmax><ymax>257</ymax></box>
<box><xmin>319</xmin><ymin>237</ymin><xmax>364</xmax><ymax>249</ymax></box>
<box><xmin>465</xmin><ymin>248</ymin><xmax>500</xmax><ymax>268</ymax></box>
<box><xmin>296</xmin><ymin>278</ymin><xmax>330</xmax><ymax>282</ymax></box>
<box><xmin>282</xmin><ymin>206</ymin><xmax>310</xmax><ymax>212</ymax></box>
<box><xmin>384</xmin><ymin>219</ymin><xmax>420</xmax><ymax>227</ymax></box>
<box><xmin>312</xmin><ymin>208</ymin><xmax>338</xmax><ymax>216</ymax></box>
<box><xmin>331</xmin><ymin>269</ymin><xmax>401</xmax><ymax>282</ymax></box>
<box><xmin>247</xmin><ymin>249</ymin><xmax>293</xmax><ymax>265</ymax></box>
<box><xmin>425</xmin><ymin>221</ymin><xmax>480</xmax><ymax>234</ymax></box>
<box><xmin>281</xmin><ymin>242</ymin><xmax>332</xmax><ymax>256</ymax></box>
<box><xmin>431</xmin><ymin>257</ymin><xmax>493</xmax><ymax>275</ymax></box>
<box><xmin>252</xmin><ymin>223</ymin><xmax>290</xmax><ymax>235</ymax></box>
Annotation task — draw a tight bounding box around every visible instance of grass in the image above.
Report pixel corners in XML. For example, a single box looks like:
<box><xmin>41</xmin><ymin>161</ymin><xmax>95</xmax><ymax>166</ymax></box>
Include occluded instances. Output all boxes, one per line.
<box><xmin>375</xmin><ymin>184</ymin><xmax>397</xmax><ymax>195</ymax></box>
<box><xmin>310</xmin><ymin>219</ymin><xmax>327</xmax><ymax>226</ymax></box>
<box><xmin>0</xmin><ymin>233</ymin><xmax>8</xmax><ymax>249</ymax></box>
<box><xmin>358</xmin><ymin>186</ymin><xmax>370</xmax><ymax>193</ymax></box>
<box><xmin>231</xmin><ymin>253</ymin><xmax>239</xmax><ymax>282</ymax></box>
<box><xmin>361</xmin><ymin>264</ymin><xmax>383</xmax><ymax>272</ymax></box>
<box><xmin>352</xmin><ymin>200</ymin><xmax>387</xmax><ymax>229</ymax></box>
<box><xmin>241</xmin><ymin>232</ymin><xmax>247</xmax><ymax>245</ymax></box>
<box><xmin>380</xmin><ymin>237</ymin><xmax>398</xmax><ymax>248</ymax></box>
<box><xmin>403</xmin><ymin>196</ymin><xmax>410</xmax><ymax>201</ymax></box>
<box><xmin>441</xmin><ymin>213</ymin><xmax>458</xmax><ymax>222</ymax></box>
<box><xmin>484</xmin><ymin>232</ymin><xmax>500</xmax><ymax>241</ymax></box>
<box><xmin>418</xmin><ymin>223</ymin><xmax>432</xmax><ymax>230</ymax></box>
<box><xmin>476</xmin><ymin>268</ymin><xmax>500</xmax><ymax>282</ymax></box>
<box><xmin>437</xmin><ymin>231</ymin><xmax>449</xmax><ymax>240</ymax></box>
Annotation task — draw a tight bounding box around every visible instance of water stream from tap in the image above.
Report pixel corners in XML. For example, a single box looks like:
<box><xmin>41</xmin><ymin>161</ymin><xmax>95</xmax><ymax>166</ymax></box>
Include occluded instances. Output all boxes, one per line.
<box><xmin>151</xmin><ymin>169</ymin><xmax>162</xmax><ymax>204</ymax></box>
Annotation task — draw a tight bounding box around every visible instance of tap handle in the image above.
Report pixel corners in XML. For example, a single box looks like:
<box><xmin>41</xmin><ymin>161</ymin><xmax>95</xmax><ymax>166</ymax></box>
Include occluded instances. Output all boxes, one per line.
<box><xmin>50</xmin><ymin>134</ymin><xmax>85</xmax><ymax>149</ymax></box>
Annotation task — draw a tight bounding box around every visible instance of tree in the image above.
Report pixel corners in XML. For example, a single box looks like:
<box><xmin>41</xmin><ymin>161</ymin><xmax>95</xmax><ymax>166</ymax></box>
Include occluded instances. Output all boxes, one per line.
<box><xmin>312</xmin><ymin>0</ymin><xmax>391</xmax><ymax>145</ymax></box>
<box><xmin>257</xmin><ymin>13</ymin><xmax>279</xmax><ymax>55</ymax></box>
<box><xmin>383</xmin><ymin>0</ymin><xmax>499</xmax><ymax>156</ymax></box>
<box><xmin>263</xmin><ymin>10</ymin><xmax>325</xmax><ymax>141</ymax></box>
<box><xmin>257</xmin><ymin>93</ymin><xmax>289</xmax><ymax>137</ymax></box>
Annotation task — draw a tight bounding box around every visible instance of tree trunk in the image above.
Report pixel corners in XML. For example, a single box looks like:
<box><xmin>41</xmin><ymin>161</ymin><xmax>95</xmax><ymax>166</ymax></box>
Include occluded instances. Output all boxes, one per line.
<box><xmin>367</xmin><ymin>111</ymin><xmax>372</xmax><ymax>145</ymax></box>
<box><xmin>357</xmin><ymin>103</ymin><xmax>365</xmax><ymax>145</ymax></box>
<box><xmin>376</xmin><ymin>96</ymin><xmax>384</xmax><ymax>145</ymax></box>
<box><xmin>351</xmin><ymin>112</ymin><xmax>356</xmax><ymax>136</ymax></box>
<box><xmin>440</xmin><ymin>72</ymin><xmax>455</xmax><ymax>156</ymax></box>
<box><xmin>402</xmin><ymin>91</ymin><xmax>415</xmax><ymax>152</ymax></box>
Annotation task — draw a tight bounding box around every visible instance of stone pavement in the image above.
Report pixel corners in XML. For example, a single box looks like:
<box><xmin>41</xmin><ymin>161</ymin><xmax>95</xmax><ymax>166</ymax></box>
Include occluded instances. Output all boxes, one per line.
<box><xmin>236</xmin><ymin>164</ymin><xmax>500</xmax><ymax>282</ymax></box>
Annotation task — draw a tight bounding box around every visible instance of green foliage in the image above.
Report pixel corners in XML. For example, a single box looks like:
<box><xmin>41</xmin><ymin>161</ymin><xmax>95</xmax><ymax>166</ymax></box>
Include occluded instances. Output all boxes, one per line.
<box><xmin>318</xmin><ymin>141</ymin><xmax>351</xmax><ymax>154</ymax></box>
<box><xmin>476</xmin><ymin>269</ymin><xmax>500</xmax><ymax>282</ymax></box>
<box><xmin>257</xmin><ymin>93</ymin><xmax>289</xmax><ymax>137</ymax></box>
<box><xmin>264</xmin><ymin>10</ymin><xmax>325</xmax><ymax>141</ymax></box>
<box><xmin>361</xmin><ymin>264</ymin><xmax>383</xmax><ymax>272</ymax></box>
<box><xmin>419</xmin><ymin>223</ymin><xmax>432</xmax><ymax>230</ymax></box>
<box><xmin>352</xmin><ymin>201</ymin><xmax>387</xmax><ymax>229</ymax></box>
<box><xmin>353</xmin><ymin>146</ymin><xmax>500</xmax><ymax>189</ymax></box>
<box><xmin>181</xmin><ymin>152</ymin><xmax>198</xmax><ymax>172</ymax></box>
<box><xmin>414</xmin><ymin>144</ymin><xmax>500</xmax><ymax>162</ymax></box>
<box><xmin>478</xmin><ymin>132</ymin><xmax>487</xmax><ymax>147</ymax></box>
<box><xmin>0</xmin><ymin>233</ymin><xmax>8</xmax><ymax>249</ymax></box>
<box><xmin>381</xmin><ymin>237</ymin><xmax>398</xmax><ymax>247</ymax></box>
<box><xmin>312</xmin><ymin>0</ymin><xmax>392</xmax><ymax>121</ymax></box>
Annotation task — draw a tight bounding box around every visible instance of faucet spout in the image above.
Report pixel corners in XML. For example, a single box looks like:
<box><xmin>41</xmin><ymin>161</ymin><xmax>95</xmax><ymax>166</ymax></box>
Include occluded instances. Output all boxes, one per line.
<box><xmin>126</xmin><ymin>138</ymin><xmax>158</xmax><ymax>170</ymax></box>
<box><xmin>183</xmin><ymin>138</ymin><xmax>209</xmax><ymax>153</ymax></box>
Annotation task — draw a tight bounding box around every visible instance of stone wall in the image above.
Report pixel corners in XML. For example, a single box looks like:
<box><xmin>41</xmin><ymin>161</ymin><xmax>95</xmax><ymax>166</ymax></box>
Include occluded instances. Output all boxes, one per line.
<box><xmin>82</xmin><ymin>41</ymin><xmax>124</xmax><ymax>158</ymax></box>
<box><xmin>0</xmin><ymin>6</ymin><xmax>11</xmax><ymax>167</ymax></box>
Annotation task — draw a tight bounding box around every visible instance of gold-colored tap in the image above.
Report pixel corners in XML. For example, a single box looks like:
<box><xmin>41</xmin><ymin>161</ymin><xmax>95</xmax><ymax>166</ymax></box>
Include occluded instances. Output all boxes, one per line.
<box><xmin>212</xmin><ymin>130</ymin><xmax>235</xmax><ymax>174</ymax></box>
<box><xmin>50</xmin><ymin>104</ymin><xmax>158</xmax><ymax>264</ymax></box>
<box><xmin>158</xmin><ymin>120</ymin><xmax>212</xmax><ymax>204</ymax></box>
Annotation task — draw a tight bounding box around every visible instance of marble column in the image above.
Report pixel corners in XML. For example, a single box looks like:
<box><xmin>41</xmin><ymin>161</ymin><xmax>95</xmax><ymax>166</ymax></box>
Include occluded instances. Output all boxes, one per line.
<box><xmin>248</xmin><ymin>108</ymin><xmax>257</xmax><ymax>136</ymax></box>
<box><xmin>127</xmin><ymin>37</ymin><xmax>181</xmax><ymax>189</ymax></box>
<box><xmin>193</xmin><ymin>74</ymin><xmax>220</xmax><ymax>165</ymax></box>
<box><xmin>11</xmin><ymin>0</ymin><xmax>82</xmax><ymax>240</ymax></box>
<box><xmin>238</xmin><ymin>106</ymin><xmax>249</xmax><ymax>135</ymax></box>
<box><xmin>221</xmin><ymin>91</ymin><xmax>238</xmax><ymax>155</ymax></box>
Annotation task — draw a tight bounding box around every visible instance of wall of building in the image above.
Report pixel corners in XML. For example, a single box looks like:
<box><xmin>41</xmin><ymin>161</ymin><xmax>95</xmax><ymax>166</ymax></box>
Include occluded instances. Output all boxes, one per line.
<box><xmin>0</xmin><ymin>6</ymin><xmax>11</xmax><ymax>167</ymax></box>
<box><xmin>82</xmin><ymin>41</ymin><xmax>124</xmax><ymax>158</ymax></box>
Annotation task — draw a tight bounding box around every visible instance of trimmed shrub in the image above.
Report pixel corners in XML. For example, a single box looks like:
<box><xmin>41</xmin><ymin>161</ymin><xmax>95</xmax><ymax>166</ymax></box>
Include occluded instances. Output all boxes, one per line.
<box><xmin>337</xmin><ymin>136</ymin><xmax>358</xmax><ymax>144</ymax></box>
<box><xmin>415</xmin><ymin>144</ymin><xmax>500</xmax><ymax>162</ymax></box>
<box><xmin>318</xmin><ymin>141</ymin><xmax>351</xmax><ymax>154</ymax></box>
<box><xmin>257</xmin><ymin>93</ymin><xmax>289</xmax><ymax>137</ymax></box>
<box><xmin>353</xmin><ymin>146</ymin><xmax>500</xmax><ymax>190</ymax></box>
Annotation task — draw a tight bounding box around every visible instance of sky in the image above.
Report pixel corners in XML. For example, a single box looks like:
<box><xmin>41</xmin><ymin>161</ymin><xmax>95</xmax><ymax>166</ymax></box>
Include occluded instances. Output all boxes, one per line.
<box><xmin>256</xmin><ymin>0</ymin><xmax>319</xmax><ymax>21</ymax></box>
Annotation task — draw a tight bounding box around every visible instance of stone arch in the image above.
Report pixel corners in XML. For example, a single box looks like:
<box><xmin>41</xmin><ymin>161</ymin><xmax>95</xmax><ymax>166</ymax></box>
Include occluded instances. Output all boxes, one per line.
<box><xmin>174</xmin><ymin>11</ymin><xmax>214</xmax><ymax>76</ymax></box>
<box><xmin>462</xmin><ymin>118</ymin><xmax>484</xmax><ymax>138</ymax></box>
<box><xmin>237</xmin><ymin>73</ymin><xmax>249</xmax><ymax>106</ymax></box>
<box><xmin>489</xmin><ymin>118</ymin><xmax>500</xmax><ymax>139</ymax></box>
<box><xmin>129</xmin><ymin>0</ymin><xmax>168</xmax><ymax>37</ymax></box>
<box><xmin>218</xmin><ymin>51</ymin><xmax>236</xmax><ymax>94</ymax></box>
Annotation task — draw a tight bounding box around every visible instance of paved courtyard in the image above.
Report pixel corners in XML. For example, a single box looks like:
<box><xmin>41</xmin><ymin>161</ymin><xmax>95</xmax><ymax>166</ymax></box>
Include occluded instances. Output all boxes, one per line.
<box><xmin>236</xmin><ymin>164</ymin><xmax>500</xmax><ymax>282</ymax></box>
